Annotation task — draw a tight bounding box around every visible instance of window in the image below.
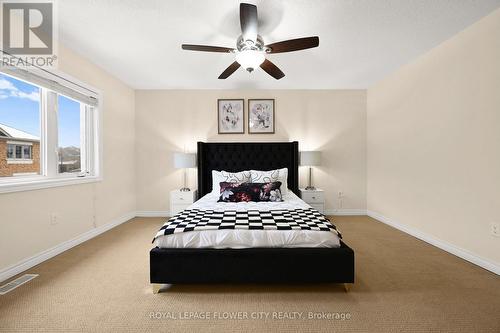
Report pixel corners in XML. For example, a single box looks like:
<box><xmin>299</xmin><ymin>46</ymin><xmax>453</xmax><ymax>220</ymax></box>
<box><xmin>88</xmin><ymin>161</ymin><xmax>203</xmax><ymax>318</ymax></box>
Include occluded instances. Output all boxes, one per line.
<box><xmin>6</xmin><ymin>144</ymin><xmax>32</xmax><ymax>160</ymax></box>
<box><xmin>0</xmin><ymin>73</ymin><xmax>40</xmax><ymax>174</ymax></box>
<box><xmin>0</xmin><ymin>69</ymin><xmax>100</xmax><ymax>192</ymax></box>
<box><xmin>23</xmin><ymin>145</ymin><xmax>32</xmax><ymax>159</ymax></box>
<box><xmin>58</xmin><ymin>95</ymin><xmax>82</xmax><ymax>174</ymax></box>
<box><xmin>6</xmin><ymin>145</ymin><xmax>13</xmax><ymax>158</ymax></box>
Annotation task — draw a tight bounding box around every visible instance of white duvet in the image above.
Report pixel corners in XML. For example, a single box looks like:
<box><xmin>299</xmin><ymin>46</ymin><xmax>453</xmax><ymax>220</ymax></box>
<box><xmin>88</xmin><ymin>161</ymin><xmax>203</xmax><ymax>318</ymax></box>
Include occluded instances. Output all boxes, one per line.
<box><xmin>154</xmin><ymin>191</ymin><xmax>340</xmax><ymax>249</ymax></box>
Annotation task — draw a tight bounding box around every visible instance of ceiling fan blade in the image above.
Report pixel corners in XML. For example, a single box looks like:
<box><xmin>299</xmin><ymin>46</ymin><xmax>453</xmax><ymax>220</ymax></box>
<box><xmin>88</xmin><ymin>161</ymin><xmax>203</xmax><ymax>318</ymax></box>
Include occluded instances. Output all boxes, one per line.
<box><xmin>218</xmin><ymin>61</ymin><xmax>241</xmax><ymax>79</ymax></box>
<box><xmin>260</xmin><ymin>59</ymin><xmax>285</xmax><ymax>80</ymax></box>
<box><xmin>182</xmin><ymin>44</ymin><xmax>234</xmax><ymax>53</ymax></box>
<box><xmin>240</xmin><ymin>3</ymin><xmax>258</xmax><ymax>42</ymax></box>
<box><xmin>265</xmin><ymin>36</ymin><xmax>319</xmax><ymax>54</ymax></box>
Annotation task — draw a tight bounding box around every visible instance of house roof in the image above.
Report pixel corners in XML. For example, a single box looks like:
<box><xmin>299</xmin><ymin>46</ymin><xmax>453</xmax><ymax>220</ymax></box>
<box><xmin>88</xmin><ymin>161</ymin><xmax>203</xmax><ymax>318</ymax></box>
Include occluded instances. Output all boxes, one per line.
<box><xmin>0</xmin><ymin>123</ymin><xmax>40</xmax><ymax>142</ymax></box>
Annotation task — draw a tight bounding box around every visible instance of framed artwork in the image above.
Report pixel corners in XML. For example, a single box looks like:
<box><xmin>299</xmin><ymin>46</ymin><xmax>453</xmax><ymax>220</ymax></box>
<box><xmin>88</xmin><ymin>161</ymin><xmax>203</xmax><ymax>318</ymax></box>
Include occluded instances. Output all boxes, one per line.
<box><xmin>217</xmin><ymin>99</ymin><xmax>245</xmax><ymax>134</ymax></box>
<box><xmin>248</xmin><ymin>99</ymin><xmax>275</xmax><ymax>134</ymax></box>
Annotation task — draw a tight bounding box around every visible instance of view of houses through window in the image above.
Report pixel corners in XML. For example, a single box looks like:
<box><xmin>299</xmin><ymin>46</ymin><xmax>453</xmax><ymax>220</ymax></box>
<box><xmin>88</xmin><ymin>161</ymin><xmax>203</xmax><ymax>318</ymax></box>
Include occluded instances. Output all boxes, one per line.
<box><xmin>0</xmin><ymin>73</ymin><xmax>84</xmax><ymax>178</ymax></box>
<box><xmin>0</xmin><ymin>73</ymin><xmax>41</xmax><ymax>177</ymax></box>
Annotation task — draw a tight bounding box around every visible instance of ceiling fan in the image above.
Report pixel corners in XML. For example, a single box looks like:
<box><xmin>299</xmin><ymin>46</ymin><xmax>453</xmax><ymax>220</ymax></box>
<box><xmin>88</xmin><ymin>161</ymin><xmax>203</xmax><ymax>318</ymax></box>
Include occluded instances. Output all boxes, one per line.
<box><xmin>181</xmin><ymin>3</ymin><xmax>319</xmax><ymax>80</ymax></box>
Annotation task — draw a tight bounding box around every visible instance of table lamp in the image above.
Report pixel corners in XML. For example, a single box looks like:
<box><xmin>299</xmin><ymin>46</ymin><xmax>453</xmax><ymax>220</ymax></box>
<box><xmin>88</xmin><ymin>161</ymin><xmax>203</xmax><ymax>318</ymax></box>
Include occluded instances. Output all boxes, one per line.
<box><xmin>300</xmin><ymin>151</ymin><xmax>321</xmax><ymax>190</ymax></box>
<box><xmin>174</xmin><ymin>152</ymin><xmax>196</xmax><ymax>191</ymax></box>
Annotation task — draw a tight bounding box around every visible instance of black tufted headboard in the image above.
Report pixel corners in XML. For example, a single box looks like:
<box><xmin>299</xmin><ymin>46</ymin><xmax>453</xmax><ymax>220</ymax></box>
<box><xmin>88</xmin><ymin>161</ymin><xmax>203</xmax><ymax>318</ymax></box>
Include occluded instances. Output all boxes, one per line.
<box><xmin>197</xmin><ymin>141</ymin><xmax>299</xmax><ymax>197</ymax></box>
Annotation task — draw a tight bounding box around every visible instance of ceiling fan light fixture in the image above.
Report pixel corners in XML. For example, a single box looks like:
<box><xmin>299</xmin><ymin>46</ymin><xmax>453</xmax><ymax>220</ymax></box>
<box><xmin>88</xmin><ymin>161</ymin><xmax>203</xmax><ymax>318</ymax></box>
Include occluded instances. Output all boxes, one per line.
<box><xmin>181</xmin><ymin>3</ymin><xmax>319</xmax><ymax>79</ymax></box>
<box><xmin>235</xmin><ymin>49</ymin><xmax>265</xmax><ymax>72</ymax></box>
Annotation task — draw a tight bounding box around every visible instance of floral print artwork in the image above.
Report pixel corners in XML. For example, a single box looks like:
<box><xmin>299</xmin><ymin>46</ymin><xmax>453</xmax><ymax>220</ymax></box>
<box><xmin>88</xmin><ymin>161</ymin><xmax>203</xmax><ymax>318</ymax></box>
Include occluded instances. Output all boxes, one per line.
<box><xmin>248</xmin><ymin>99</ymin><xmax>274</xmax><ymax>133</ymax></box>
<box><xmin>218</xmin><ymin>99</ymin><xmax>244</xmax><ymax>133</ymax></box>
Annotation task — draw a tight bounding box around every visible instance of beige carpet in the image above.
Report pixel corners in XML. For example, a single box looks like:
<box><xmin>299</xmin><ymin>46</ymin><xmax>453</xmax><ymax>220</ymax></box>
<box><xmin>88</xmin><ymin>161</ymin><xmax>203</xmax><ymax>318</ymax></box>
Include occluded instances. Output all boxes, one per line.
<box><xmin>0</xmin><ymin>216</ymin><xmax>499</xmax><ymax>333</ymax></box>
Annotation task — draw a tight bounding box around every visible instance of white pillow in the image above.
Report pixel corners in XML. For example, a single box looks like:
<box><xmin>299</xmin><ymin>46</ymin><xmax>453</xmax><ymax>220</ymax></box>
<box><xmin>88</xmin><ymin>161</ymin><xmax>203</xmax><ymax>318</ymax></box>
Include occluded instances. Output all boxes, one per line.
<box><xmin>211</xmin><ymin>170</ymin><xmax>251</xmax><ymax>194</ymax></box>
<box><xmin>250</xmin><ymin>168</ymin><xmax>288</xmax><ymax>196</ymax></box>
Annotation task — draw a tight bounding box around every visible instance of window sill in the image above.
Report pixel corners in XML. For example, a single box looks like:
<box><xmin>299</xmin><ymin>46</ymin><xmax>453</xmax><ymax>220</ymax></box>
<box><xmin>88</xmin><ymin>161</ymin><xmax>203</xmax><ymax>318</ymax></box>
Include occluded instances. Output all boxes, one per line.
<box><xmin>0</xmin><ymin>175</ymin><xmax>102</xmax><ymax>194</ymax></box>
<box><xmin>7</xmin><ymin>159</ymin><xmax>34</xmax><ymax>164</ymax></box>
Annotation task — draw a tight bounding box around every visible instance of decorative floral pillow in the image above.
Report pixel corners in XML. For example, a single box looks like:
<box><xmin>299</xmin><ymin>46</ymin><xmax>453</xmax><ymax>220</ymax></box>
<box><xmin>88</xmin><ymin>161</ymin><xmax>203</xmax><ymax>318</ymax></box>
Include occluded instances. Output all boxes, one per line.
<box><xmin>218</xmin><ymin>182</ymin><xmax>283</xmax><ymax>203</ymax></box>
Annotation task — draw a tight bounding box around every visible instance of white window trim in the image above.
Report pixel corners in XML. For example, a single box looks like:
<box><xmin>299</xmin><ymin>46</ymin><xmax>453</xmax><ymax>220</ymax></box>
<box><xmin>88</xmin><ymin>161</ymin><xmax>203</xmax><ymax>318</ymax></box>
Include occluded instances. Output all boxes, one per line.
<box><xmin>0</xmin><ymin>175</ymin><xmax>102</xmax><ymax>194</ymax></box>
<box><xmin>0</xmin><ymin>69</ymin><xmax>103</xmax><ymax>194</ymax></box>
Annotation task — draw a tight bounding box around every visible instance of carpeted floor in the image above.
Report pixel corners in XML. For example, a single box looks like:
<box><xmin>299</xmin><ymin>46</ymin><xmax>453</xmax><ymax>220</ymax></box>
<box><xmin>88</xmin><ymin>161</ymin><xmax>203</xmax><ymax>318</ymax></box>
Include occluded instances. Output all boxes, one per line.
<box><xmin>0</xmin><ymin>216</ymin><xmax>499</xmax><ymax>332</ymax></box>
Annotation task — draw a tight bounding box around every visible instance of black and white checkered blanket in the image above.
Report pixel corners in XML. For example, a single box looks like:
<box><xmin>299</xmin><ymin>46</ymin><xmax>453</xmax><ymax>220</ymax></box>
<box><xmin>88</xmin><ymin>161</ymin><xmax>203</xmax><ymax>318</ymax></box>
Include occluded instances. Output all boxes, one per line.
<box><xmin>153</xmin><ymin>208</ymin><xmax>341</xmax><ymax>242</ymax></box>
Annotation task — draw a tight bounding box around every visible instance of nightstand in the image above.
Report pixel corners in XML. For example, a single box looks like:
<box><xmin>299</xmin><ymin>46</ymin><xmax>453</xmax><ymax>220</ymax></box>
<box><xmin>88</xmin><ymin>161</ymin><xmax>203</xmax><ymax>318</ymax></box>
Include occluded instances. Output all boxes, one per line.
<box><xmin>299</xmin><ymin>188</ymin><xmax>325</xmax><ymax>214</ymax></box>
<box><xmin>170</xmin><ymin>189</ymin><xmax>197</xmax><ymax>216</ymax></box>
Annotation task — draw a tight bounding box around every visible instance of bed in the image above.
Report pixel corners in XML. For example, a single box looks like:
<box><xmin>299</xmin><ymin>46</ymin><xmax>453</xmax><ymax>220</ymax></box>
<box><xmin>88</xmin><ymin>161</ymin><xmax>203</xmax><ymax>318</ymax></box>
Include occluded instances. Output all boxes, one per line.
<box><xmin>150</xmin><ymin>142</ymin><xmax>355</xmax><ymax>293</ymax></box>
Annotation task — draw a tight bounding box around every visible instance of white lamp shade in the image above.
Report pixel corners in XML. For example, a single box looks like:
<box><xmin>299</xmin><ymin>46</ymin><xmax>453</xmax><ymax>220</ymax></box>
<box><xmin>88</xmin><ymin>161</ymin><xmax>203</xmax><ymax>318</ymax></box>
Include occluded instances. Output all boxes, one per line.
<box><xmin>300</xmin><ymin>151</ymin><xmax>321</xmax><ymax>166</ymax></box>
<box><xmin>174</xmin><ymin>152</ymin><xmax>196</xmax><ymax>169</ymax></box>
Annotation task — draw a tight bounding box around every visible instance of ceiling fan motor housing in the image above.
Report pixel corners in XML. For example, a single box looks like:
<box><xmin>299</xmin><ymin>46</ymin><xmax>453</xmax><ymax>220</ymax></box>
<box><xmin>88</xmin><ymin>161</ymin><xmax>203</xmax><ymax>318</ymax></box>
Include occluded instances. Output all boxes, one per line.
<box><xmin>236</xmin><ymin>35</ymin><xmax>266</xmax><ymax>52</ymax></box>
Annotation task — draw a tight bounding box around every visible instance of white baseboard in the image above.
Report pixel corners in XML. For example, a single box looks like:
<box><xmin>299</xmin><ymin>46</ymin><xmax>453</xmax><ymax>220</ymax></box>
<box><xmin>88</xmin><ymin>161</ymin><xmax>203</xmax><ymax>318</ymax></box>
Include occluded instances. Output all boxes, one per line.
<box><xmin>325</xmin><ymin>209</ymin><xmax>367</xmax><ymax>216</ymax></box>
<box><xmin>135</xmin><ymin>211</ymin><xmax>170</xmax><ymax>217</ymax></box>
<box><xmin>367</xmin><ymin>210</ymin><xmax>500</xmax><ymax>275</ymax></box>
<box><xmin>0</xmin><ymin>212</ymin><xmax>136</xmax><ymax>283</ymax></box>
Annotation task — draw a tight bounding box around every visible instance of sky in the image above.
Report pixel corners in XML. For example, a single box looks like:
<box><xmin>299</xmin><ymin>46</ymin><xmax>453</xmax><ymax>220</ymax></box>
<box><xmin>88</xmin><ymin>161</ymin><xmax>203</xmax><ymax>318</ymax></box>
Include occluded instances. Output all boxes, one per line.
<box><xmin>0</xmin><ymin>73</ymin><xmax>80</xmax><ymax>148</ymax></box>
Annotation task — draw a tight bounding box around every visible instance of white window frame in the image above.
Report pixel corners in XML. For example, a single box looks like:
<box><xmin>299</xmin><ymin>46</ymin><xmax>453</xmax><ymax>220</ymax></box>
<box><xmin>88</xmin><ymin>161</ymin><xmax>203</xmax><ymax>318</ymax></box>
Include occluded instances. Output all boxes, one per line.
<box><xmin>0</xmin><ymin>69</ymin><xmax>102</xmax><ymax>194</ymax></box>
<box><xmin>6</xmin><ymin>142</ymin><xmax>33</xmax><ymax>163</ymax></box>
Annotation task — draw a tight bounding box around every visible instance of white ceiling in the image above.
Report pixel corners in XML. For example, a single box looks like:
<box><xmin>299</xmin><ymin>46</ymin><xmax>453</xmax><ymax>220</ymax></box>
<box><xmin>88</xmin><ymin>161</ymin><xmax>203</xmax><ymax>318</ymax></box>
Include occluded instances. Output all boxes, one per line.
<box><xmin>59</xmin><ymin>0</ymin><xmax>500</xmax><ymax>89</ymax></box>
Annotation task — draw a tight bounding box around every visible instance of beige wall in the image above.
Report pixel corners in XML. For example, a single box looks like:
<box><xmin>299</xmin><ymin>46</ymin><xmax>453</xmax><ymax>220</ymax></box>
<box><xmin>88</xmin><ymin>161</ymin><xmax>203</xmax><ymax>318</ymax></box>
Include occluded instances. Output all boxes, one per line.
<box><xmin>367</xmin><ymin>9</ymin><xmax>500</xmax><ymax>266</ymax></box>
<box><xmin>0</xmin><ymin>45</ymin><xmax>136</xmax><ymax>272</ymax></box>
<box><xmin>135</xmin><ymin>90</ymin><xmax>367</xmax><ymax>213</ymax></box>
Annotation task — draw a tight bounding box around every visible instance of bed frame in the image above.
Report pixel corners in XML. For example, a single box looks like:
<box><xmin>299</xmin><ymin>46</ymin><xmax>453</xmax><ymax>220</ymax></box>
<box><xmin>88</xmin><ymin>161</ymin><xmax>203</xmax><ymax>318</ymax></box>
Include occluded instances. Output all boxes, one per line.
<box><xmin>150</xmin><ymin>142</ymin><xmax>355</xmax><ymax>293</ymax></box>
